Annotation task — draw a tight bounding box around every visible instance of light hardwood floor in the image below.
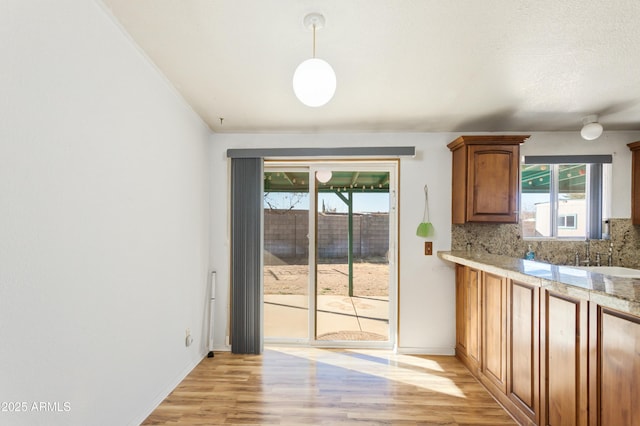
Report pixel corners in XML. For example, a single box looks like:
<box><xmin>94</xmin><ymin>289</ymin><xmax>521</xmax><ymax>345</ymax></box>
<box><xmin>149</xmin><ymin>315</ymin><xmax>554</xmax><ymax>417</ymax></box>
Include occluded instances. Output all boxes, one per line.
<box><xmin>143</xmin><ymin>347</ymin><xmax>517</xmax><ymax>425</ymax></box>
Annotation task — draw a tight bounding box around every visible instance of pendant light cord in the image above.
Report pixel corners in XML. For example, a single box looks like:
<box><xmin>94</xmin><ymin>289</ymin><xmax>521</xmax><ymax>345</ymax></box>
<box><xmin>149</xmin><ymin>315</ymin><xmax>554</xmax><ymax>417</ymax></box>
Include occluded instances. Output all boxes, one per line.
<box><xmin>423</xmin><ymin>185</ymin><xmax>430</xmax><ymax>222</ymax></box>
<box><xmin>312</xmin><ymin>23</ymin><xmax>316</xmax><ymax>58</ymax></box>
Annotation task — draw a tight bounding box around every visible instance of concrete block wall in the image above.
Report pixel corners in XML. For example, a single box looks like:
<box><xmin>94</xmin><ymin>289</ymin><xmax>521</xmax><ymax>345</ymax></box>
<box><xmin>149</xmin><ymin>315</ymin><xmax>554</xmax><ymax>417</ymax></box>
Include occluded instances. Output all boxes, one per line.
<box><xmin>264</xmin><ymin>210</ymin><xmax>309</xmax><ymax>261</ymax></box>
<box><xmin>360</xmin><ymin>214</ymin><xmax>390</xmax><ymax>258</ymax></box>
<box><xmin>264</xmin><ymin>210</ymin><xmax>389</xmax><ymax>264</ymax></box>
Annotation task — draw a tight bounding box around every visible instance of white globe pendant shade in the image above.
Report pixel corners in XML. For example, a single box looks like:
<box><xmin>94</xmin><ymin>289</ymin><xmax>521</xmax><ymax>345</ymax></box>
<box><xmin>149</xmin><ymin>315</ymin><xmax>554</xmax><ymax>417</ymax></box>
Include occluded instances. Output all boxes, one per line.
<box><xmin>315</xmin><ymin>170</ymin><xmax>332</xmax><ymax>183</ymax></box>
<box><xmin>293</xmin><ymin>58</ymin><xmax>336</xmax><ymax>107</ymax></box>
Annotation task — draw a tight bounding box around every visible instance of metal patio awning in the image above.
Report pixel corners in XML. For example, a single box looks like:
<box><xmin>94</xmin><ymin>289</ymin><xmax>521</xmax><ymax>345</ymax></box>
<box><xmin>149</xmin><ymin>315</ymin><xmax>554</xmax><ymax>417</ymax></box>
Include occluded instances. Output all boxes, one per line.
<box><xmin>521</xmin><ymin>164</ymin><xmax>586</xmax><ymax>194</ymax></box>
<box><xmin>264</xmin><ymin>171</ymin><xmax>390</xmax><ymax>193</ymax></box>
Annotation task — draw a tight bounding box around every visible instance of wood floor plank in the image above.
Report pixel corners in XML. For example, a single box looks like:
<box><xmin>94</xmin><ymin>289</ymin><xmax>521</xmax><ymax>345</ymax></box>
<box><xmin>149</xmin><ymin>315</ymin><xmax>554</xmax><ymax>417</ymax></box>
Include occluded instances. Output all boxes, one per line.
<box><xmin>143</xmin><ymin>347</ymin><xmax>516</xmax><ymax>425</ymax></box>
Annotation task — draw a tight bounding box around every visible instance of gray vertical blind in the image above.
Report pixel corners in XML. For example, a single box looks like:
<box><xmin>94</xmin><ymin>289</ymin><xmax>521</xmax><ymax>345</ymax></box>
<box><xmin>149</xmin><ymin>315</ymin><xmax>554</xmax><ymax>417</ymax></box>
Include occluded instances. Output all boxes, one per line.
<box><xmin>588</xmin><ymin>163</ymin><xmax>603</xmax><ymax>239</ymax></box>
<box><xmin>230</xmin><ymin>158</ymin><xmax>262</xmax><ymax>354</ymax></box>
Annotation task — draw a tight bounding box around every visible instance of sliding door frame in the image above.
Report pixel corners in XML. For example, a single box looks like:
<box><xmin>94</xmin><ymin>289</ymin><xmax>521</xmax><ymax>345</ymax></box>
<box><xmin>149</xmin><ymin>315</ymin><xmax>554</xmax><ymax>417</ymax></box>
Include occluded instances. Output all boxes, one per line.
<box><xmin>263</xmin><ymin>159</ymin><xmax>399</xmax><ymax>349</ymax></box>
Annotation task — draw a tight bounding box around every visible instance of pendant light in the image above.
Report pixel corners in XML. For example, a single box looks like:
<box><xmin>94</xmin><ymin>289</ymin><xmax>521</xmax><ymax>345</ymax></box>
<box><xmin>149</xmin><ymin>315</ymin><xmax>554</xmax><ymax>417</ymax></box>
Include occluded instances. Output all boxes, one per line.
<box><xmin>315</xmin><ymin>170</ymin><xmax>332</xmax><ymax>183</ymax></box>
<box><xmin>293</xmin><ymin>13</ymin><xmax>336</xmax><ymax>107</ymax></box>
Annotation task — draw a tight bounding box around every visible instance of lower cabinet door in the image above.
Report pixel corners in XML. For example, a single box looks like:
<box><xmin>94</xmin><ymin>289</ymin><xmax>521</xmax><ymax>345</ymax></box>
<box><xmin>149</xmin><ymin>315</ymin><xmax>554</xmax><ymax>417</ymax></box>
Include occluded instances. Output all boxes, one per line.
<box><xmin>481</xmin><ymin>272</ymin><xmax>508</xmax><ymax>394</ymax></box>
<box><xmin>466</xmin><ymin>267</ymin><xmax>481</xmax><ymax>372</ymax></box>
<box><xmin>541</xmin><ymin>290</ymin><xmax>588</xmax><ymax>426</ymax></box>
<box><xmin>455</xmin><ymin>264</ymin><xmax>467</xmax><ymax>357</ymax></box>
<box><xmin>508</xmin><ymin>280</ymin><xmax>540</xmax><ymax>424</ymax></box>
<box><xmin>590</xmin><ymin>304</ymin><xmax>640</xmax><ymax>426</ymax></box>
<box><xmin>455</xmin><ymin>265</ymin><xmax>481</xmax><ymax>374</ymax></box>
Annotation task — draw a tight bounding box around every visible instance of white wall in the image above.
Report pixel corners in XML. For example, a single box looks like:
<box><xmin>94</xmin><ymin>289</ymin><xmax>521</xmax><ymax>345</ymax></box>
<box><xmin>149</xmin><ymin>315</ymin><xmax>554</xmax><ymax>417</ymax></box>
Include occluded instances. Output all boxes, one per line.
<box><xmin>209</xmin><ymin>131</ymin><xmax>640</xmax><ymax>356</ymax></box>
<box><xmin>0</xmin><ymin>2</ymin><xmax>210</xmax><ymax>425</ymax></box>
<box><xmin>209</xmin><ymin>133</ymin><xmax>458</xmax><ymax>355</ymax></box>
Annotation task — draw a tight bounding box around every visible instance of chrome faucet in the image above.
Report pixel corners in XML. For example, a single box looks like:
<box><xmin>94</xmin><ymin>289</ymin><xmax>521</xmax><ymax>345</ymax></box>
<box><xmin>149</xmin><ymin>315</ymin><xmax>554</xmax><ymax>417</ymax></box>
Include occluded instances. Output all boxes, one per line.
<box><xmin>585</xmin><ymin>240</ymin><xmax>590</xmax><ymax>264</ymax></box>
<box><xmin>595</xmin><ymin>252</ymin><xmax>601</xmax><ymax>267</ymax></box>
<box><xmin>575</xmin><ymin>240</ymin><xmax>592</xmax><ymax>266</ymax></box>
<box><xmin>608</xmin><ymin>242</ymin><xmax>613</xmax><ymax>266</ymax></box>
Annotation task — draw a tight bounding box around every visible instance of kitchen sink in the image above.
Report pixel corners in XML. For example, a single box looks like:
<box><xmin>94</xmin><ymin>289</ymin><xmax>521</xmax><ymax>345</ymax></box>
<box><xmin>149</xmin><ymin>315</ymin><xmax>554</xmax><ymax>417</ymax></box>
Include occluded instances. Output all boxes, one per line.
<box><xmin>574</xmin><ymin>266</ymin><xmax>640</xmax><ymax>278</ymax></box>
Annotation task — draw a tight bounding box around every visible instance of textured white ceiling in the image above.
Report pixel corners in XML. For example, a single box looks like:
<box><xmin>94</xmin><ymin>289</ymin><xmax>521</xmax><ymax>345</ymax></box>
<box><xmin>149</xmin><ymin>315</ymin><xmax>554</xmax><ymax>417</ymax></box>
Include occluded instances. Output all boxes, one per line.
<box><xmin>100</xmin><ymin>0</ymin><xmax>640</xmax><ymax>134</ymax></box>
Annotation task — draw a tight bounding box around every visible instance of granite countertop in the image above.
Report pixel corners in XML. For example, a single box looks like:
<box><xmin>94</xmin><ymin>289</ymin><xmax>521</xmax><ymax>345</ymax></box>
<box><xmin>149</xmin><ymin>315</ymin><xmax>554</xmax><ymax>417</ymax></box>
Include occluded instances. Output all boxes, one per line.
<box><xmin>438</xmin><ymin>250</ymin><xmax>640</xmax><ymax>316</ymax></box>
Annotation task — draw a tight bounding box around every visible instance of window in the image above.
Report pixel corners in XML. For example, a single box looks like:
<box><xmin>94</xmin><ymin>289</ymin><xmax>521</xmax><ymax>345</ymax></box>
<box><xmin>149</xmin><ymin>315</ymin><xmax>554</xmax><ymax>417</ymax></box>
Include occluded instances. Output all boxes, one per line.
<box><xmin>521</xmin><ymin>155</ymin><xmax>611</xmax><ymax>240</ymax></box>
<box><xmin>558</xmin><ymin>214</ymin><xmax>577</xmax><ymax>229</ymax></box>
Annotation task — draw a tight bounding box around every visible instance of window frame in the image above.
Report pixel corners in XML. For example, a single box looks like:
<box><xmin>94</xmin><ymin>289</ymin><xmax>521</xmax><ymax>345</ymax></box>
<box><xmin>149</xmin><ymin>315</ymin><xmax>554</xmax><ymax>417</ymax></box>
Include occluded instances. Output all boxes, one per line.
<box><xmin>557</xmin><ymin>213</ymin><xmax>578</xmax><ymax>229</ymax></box>
<box><xmin>522</xmin><ymin>155</ymin><xmax>611</xmax><ymax>240</ymax></box>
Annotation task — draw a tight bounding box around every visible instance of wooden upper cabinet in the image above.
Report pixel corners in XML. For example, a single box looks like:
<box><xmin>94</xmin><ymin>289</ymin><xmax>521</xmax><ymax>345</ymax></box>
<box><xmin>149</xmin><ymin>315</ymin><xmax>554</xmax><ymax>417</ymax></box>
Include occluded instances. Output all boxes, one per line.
<box><xmin>628</xmin><ymin>141</ymin><xmax>640</xmax><ymax>225</ymax></box>
<box><xmin>448</xmin><ymin>135</ymin><xmax>529</xmax><ymax>224</ymax></box>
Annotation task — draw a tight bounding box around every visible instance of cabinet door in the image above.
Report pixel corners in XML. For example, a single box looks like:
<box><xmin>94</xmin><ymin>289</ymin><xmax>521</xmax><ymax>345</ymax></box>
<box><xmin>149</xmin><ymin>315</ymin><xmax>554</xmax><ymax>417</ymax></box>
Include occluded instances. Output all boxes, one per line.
<box><xmin>455</xmin><ymin>265</ymin><xmax>481</xmax><ymax>373</ymax></box>
<box><xmin>589</xmin><ymin>305</ymin><xmax>640</xmax><ymax>426</ymax></box>
<box><xmin>541</xmin><ymin>290</ymin><xmax>588</xmax><ymax>426</ymax></box>
<box><xmin>451</xmin><ymin>145</ymin><xmax>467</xmax><ymax>224</ymax></box>
<box><xmin>455</xmin><ymin>264</ymin><xmax>467</xmax><ymax>356</ymax></box>
<box><xmin>481</xmin><ymin>272</ymin><xmax>508</xmax><ymax>394</ymax></box>
<box><xmin>509</xmin><ymin>280</ymin><xmax>540</xmax><ymax>424</ymax></box>
<box><xmin>628</xmin><ymin>141</ymin><xmax>640</xmax><ymax>225</ymax></box>
<box><xmin>466</xmin><ymin>267</ymin><xmax>482</xmax><ymax>372</ymax></box>
<box><xmin>467</xmin><ymin>145</ymin><xmax>519</xmax><ymax>223</ymax></box>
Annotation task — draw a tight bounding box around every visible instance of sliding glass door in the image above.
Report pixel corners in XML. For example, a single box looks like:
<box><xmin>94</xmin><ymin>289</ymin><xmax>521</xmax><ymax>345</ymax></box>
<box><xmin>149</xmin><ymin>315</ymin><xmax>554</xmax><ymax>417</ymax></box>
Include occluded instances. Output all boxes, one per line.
<box><xmin>263</xmin><ymin>167</ymin><xmax>310</xmax><ymax>342</ymax></box>
<box><xmin>263</xmin><ymin>161</ymin><xmax>397</xmax><ymax>348</ymax></box>
<box><xmin>314</xmin><ymin>168</ymin><xmax>392</xmax><ymax>345</ymax></box>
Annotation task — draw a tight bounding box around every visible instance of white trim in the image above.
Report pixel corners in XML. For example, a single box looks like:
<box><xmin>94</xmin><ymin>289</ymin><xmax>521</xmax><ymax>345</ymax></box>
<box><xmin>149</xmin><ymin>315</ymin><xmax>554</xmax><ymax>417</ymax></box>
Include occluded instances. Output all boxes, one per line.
<box><xmin>130</xmin><ymin>354</ymin><xmax>206</xmax><ymax>426</ymax></box>
<box><xmin>396</xmin><ymin>347</ymin><xmax>456</xmax><ymax>356</ymax></box>
<box><xmin>262</xmin><ymin>160</ymin><xmax>399</xmax><ymax>348</ymax></box>
<box><xmin>228</xmin><ymin>146</ymin><xmax>415</xmax><ymax>158</ymax></box>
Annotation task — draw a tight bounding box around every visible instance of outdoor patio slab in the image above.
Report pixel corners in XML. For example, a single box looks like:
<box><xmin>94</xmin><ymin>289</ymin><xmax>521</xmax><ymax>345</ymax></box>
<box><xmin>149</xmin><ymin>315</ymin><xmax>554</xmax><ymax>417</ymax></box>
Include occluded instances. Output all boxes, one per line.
<box><xmin>264</xmin><ymin>294</ymin><xmax>389</xmax><ymax>340</ymax></box>
<box><xmin>264</xmin><ymin>295</ymin><xmax>308</xmax><ymax>339</ymax></box>
<box><xmin>350</xmin><ymin>296</ymin><xmax>389</xmax><ymax>321</ymax></box>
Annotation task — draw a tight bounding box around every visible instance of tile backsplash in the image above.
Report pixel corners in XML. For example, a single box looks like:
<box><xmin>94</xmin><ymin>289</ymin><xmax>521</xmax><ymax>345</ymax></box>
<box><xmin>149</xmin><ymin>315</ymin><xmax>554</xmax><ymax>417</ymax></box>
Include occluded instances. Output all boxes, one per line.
<box><xmin>452</xmin><ymin>218</ymin><xmax>640</xmax><ymax>269</ymax></box>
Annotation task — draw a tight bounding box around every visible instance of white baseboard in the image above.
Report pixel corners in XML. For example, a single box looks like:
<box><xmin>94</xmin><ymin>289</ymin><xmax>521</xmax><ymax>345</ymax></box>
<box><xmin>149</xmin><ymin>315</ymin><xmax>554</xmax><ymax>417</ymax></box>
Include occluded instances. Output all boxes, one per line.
<box><xmin>396</xmin><ymin>346</ymin><xmax>455</xmax><ymax>356</ymax></box>
<box><xmin>212</xmin><ymin>345</ymin><xmax>453</xmax><ymax>356</ymax></box>
<box><xmin>129</xmin><ymin>352</ymin><xmax>206</xmax><ymax>426</ymax></box>
<box><xmin>213</xmin><ymin>344</ymin><xmax>231</xmax><ymax>352</ymax></box>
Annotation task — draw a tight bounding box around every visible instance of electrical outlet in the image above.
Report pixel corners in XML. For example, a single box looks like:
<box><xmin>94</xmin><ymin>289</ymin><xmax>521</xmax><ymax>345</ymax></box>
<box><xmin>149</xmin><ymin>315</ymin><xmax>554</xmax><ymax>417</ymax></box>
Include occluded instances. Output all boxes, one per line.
<box><xmin>424</xmin><ymin>241</ymin><xmax>433</xmax><ymax>255</ymax></box>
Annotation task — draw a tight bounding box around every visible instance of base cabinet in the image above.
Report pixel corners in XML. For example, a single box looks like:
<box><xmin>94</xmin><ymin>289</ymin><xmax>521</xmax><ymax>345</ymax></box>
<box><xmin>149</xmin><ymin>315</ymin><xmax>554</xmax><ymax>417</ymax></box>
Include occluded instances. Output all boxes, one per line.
<box><xmin>454</xmin><ymin>263</ymin><xmax>640</xmax><ymax>426</ymax></box>
<box><xmin>455</xmin><ymin>268</ymin><xmax>539</xmax><ymax>425</ymax></box>
<box><xmin>454</xmin><ymin>262</ymin><xmax>640</xmax><ymax>426</ymax></box>
<box><xmin>589</xmin><ymin>304</ymin><xmax>640</xmax><ymax>426</ymax></box>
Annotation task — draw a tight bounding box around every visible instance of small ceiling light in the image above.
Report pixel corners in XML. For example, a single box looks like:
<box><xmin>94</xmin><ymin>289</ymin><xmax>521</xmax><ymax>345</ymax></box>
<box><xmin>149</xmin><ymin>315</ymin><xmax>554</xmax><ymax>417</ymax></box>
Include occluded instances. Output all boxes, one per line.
<box><xmin>293</xmin><ymin>13</ymin><xmax>336</xmax><ymax>107</ymax></box>
<box><xmin>581</xmin><ymin>114</ymin><xmax>603</xmax><ymax>140</ymax></box>
<box><xmin>316</xmin><ymin>170</ymin><xmax>332</xmax><ymax>183</ymax></box>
